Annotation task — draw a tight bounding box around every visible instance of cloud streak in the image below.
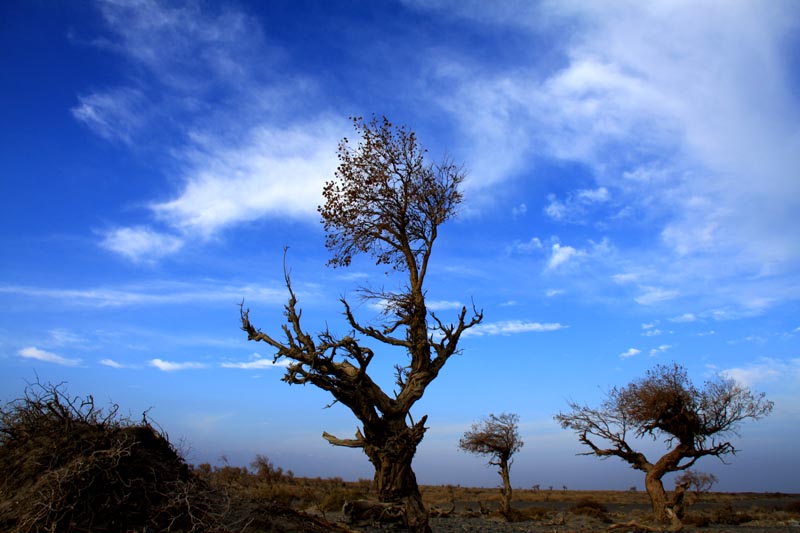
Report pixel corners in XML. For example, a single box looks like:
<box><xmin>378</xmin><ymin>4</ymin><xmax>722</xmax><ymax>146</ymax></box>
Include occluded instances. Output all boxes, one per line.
<box><xmin>465</xmin><ymin>320</ymin><xmax>565</xmax><ymax>337</ymax></box>
<box><xmin>149</xmin><ymin>358</ymin><xmax>207</xmax><ymax>372</ymax></box>
<box><xmin>18</xmin><ymin>347</ymin><xmax>81</xmax><ymax>366</ymax></box>
<box><xmin>0</xmin><ymin>281</ymin><xmax>285</xmax><ymax>308</ymax></box>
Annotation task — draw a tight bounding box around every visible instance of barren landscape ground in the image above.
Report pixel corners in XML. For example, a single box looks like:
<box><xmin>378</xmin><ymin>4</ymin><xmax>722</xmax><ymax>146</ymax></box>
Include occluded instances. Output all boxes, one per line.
<box><xmin>221</xmin><ymin>473</ymin><xmax>800</xmax><ymax>532</ymax></box>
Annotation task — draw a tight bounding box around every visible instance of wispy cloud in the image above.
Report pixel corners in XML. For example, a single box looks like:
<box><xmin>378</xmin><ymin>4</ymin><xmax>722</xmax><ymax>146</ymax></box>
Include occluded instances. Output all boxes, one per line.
<box><xmin>545</xmin><ymin>238</ymin><xmax>610</xmax><ymax>272</ymax></box>
<box><xmin>544</xmin><ymin>187</ymin><xmax>610</xmax><ymax>223</ymax></box>
<box><xmin>634</xmin><ymin>286</ymin><xmax>678</xmax><ymax>306</ymax></box>
<box><xmin>149</xmin><ymin>358</ymin><xmax>208</xmax><ymax>371</ymax></box>
<box><xmin>720</xmin><ymin>358</ymin><xmax>800</xmax><ymax>388</ymax></box>
<box><xmin>71</xmin><ymin>87</ymin><xmax>149</xmax><ymax>144</ymax></box>
<box><xmin>100</xmin><ymin>226</ymin><xmax>184</xmax><ymax>263</ymax></box>
<box><xmin>620</xmin><ymin>347</ymin><xmax>641</xmax><ymax>359</ymax></box>
<box><xmin>670</xmin><ymin>313</ymin><xmax>697</xmax><ymax>323</ymax></box>
<box><xmin>0</xmin><ymin>281</ymin><xmax>285</xmax><ymax>308</ymax></box>
<box><xmin>99</xmin><ymin>358</ymin><xmax>138</xmax><ymax>369</ymax></box>
<box><xmin>547</xmin><ymin>243</ymin><xmax>581</xmax><ymax>271</ymax></box>
<box><xmin>508</xmin><ymin>237</ymin><xmax>542</xmax><ymax>255</ymax></box>
<box><xmin>221</xmin><ymin>354</ymin><xmax>290</xmax><ymax>370</ymax></box>
<box><xmin>649</xmin><ymin>344</ymin><xmax>671</xmax><ymax>357</ymax></box>
<box><xmin>427</xmin><ymin>300</ymin><xmax>463</xmax><ymax>311</ymax></box>
<box><xmin>465</xmin><ymin>320</ymin><xmax>565</xmax><ymax>337</ymax></box>
<box><xmin>425</xmin><ymin>1</ymin><xmax>800</xmax><ymax>313</ymax></box>
<box><xmin>18</xmin><ymin>347</ymin><xmax>81</xmax><ymax>366</ymax></box>
<box><xmin>75</xmin><ymin>0</ymin><xmax>342</xmax><ymax>261</ymax></box>
<box><xmin>151</xmin><ymin>119</ymin><xmax>342</xmax><ymax>237</ymax></box>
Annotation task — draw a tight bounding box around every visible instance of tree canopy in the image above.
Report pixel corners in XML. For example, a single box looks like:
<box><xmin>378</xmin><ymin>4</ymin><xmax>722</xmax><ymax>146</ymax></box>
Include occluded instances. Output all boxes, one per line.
<box><xmin>555</xmin><ymin>363</ymin><xmax>773</xmax><ymax>522</ymax></box>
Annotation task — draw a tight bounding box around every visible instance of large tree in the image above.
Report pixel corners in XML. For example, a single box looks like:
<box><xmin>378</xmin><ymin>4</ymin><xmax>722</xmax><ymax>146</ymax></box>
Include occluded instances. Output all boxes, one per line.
<box><xmin>459</xmin><ymin>413</ymin><xmax>523</xmax><ymax>517</ymax></box>
<box><xmin>555</xmin><ymin>363</ymin><xmax>773</xmax><ymax>523</ymax></box>
<box><xmin>240</xmin><ymin>116</ymin><xmax>482</xmax><ymax>531</ymax></box>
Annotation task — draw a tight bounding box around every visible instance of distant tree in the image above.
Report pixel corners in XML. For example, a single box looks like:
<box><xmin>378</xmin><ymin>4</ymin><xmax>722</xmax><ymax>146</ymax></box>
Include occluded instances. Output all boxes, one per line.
<box><xmin>241</xmin><ymin>116</ymin><xmax>482</xmax><ymax>532</ymax></box>
<box><xmin>555</xmin><ymin>363</ymin><xmax>773</xmax><ymax>523</ymax></box>
<box><xmin>458</xmin><ymin>413</ymin><xmax>523</xmax><ymax>517</ymax></box>
<box><xmin>676</xmin><ymin>470</ymin><xmax>717</xmax><ymax>494</ymax></box>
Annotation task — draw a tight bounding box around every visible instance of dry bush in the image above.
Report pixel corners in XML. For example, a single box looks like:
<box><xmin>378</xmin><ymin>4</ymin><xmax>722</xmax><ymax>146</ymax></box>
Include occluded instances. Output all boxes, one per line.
<box><xmin>320</xmin><ymin>487</ymin><xmax>368</xmax><ymax>512</ymax></box>
<box><xmin>507</xmin><ymin>506</ymin><xmax>551</xmax><ymax>521</ymax></box>
<box><xmin>710</xmin><ymin>503</ymin><xmax>754</xmax><ymax>525</ymax></box>
<box><xmin>0</xmin><ymin>381</ymin><xmax>226</xmax><ymax>532</ymax></box>
<box><xmin>568</xmin><ymin>498</ymin><xmax>612</xmax><ymax>523</ymax></box>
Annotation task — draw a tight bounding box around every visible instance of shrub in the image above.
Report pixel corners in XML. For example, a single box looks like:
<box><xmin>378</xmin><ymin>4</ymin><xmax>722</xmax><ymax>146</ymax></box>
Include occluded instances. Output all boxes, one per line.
<box><xmin>568</xmin><ymin>498</ymin><xmax>611</xmax><ymax>523</ymax></box>
<box><xmin>320</xmin><ymin>488</ymin><xmax>367</xmax><ymax>512</ymax></box>
<box><xmin>0</xmin><ymin>381</ymin><xmax>225</xmax><ymax>532</ymax></box>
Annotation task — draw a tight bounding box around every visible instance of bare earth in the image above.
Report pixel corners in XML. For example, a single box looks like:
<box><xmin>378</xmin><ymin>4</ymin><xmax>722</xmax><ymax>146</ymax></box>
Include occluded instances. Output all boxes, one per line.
<box><xmin>323</xmin><ymin>490</ymin><xmax>800</xmax><ymax>533</ymax></box>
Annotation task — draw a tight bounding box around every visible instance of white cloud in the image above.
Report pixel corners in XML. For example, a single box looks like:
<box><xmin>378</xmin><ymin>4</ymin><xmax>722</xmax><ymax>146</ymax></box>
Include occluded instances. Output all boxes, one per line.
<box><xmin>649</xmin><ymin>344</ymin><xmax>671</xmax><ymax>357</ymax></box>
<box><xmin>465</xmin><ymin>320</ymin><xmax>565</xmax><ymax>337</ymax></box>
<box><xmin>100</xmin><ymin>226</ymin><xmax>184</xmax><ymax>263</ymax></box>
<box><xmin>721</xmin><ymin>358</ymin><xmax>800</xmax><ymax>388</ymax></box>
<box><xmin>509</xmin><ymin>237</ymin><xmax>542</xmax><ymax>254</ymax></box>
<box><xmin>93</xmin><ymin>0</ymin><xmax>265</xmax><ymax>93</ymax></box>
<box><xmin>576</xmin><ymin>187</ymin><xmax>610</xmax><ymax>203</ymax></box>
<box><xmin>670</xmin><ymin>313</ymin><xmax>697</xmax><ymax>323</ymax></box>
<box><xmin>642</xmin><ymin>328</ymin><xmax>663</xmax><ymax>337</ymax></box>
<box><xmin>18</xmin><ymin>346</ymin><xmax>81</xmax><ymax>366</ymax></box>
<box><xmin>149</xmin><ymin>358</ymin><xmax>208</xmax><ymax>371</ymax></box>
<box><xmin>545</xmin><ymin>289</ymin><xmax>564</xmax><ymax>298</ymax></box>
<box><xmin>544</xmin><ymin>187</ymin><xmax>610</xmax><ymax>223</ymax></box>
<box><xmin>77</xmin><ymin>0</ymin><xmax>344</xmax><ymax>261</ymax></box>
<box><xmin>620</xmin><ymin>347</ymin><xmax>641</xmax><ymax>359</ymax></box>
<box><xmin>547</xmin><ymin>243</ymin><xmax>580</xmax><ymax>270</ymax></box>
<box><xmin>47</xmin><ymin>328</ymin><xmax>86</xmax><ymax>347</ymax></box>
<box><xmin>430</xmin><ymin>1</ymin><xmax>800</xmax><ymax>312</ymax></box>
<box><xmin>635</xmin><ymin>286</ymin><xmax>678</xmax><ymax>306</ymax></box>
<box><xmin>100</xmin><ymin>358</ymin><xmax>130</xmax><ymax>369</ymax></box>
<box><xmin>612</xmin><ymin>272</ymin><xmax>641</xmax><ymax>284</ymax></box>
<box><xmin>221</xmin><ymin>354</ymin><xmax>291</xmax><ymax>370</ymax></box>
<box><xmin>151</xmin><ymin>119</ymin><xmax>342</xmax><ymax>237</ymax></box>
<box><xmin>427</xmin><ymin>300</ymin><xmax>463</xmax><ymax>311</ymax></box>
<box><xmin>71</xmin><ymin>87</ymin><xmax>148</xmax><ymax>144</ymax></box>
<box><xmin>512</xmin><ymin>203</ymin><xmax>527</xmax><ymax>217</ymax></box>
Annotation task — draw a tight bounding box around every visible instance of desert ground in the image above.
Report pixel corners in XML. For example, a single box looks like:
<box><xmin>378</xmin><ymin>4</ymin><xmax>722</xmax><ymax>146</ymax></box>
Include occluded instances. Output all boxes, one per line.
<box><xmin>219</xmin><ymin>473</ymin><xmax>800</xmax><ymax>532</ymax></box>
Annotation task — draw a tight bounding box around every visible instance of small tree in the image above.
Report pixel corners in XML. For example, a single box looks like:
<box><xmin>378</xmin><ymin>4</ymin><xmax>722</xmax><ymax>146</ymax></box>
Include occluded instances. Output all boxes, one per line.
<box><xmin>458</xmin><ymin>413</ymin><xmax>523</xmax><ymax>517</ymax></box>
<box><xmin>676</xmin><ymin>470</ymin><xmax>717</xmax><ymax>494</ymax></box>
<box><xmin>555</xmin><ymin>363</ymin><xmax>772</xmax><ymax>523</ymax></box>
<box><xmin>241</xmin><ymin>116</ymin><xmax>482</xmax><ymax>532</ymax></box>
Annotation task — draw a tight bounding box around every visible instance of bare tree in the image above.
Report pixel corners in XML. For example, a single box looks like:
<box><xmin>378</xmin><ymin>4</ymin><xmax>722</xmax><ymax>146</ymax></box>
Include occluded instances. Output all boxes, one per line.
<box><xmin>459</xmin><ymin>413</ymin><xmax>523</xmax><ymax>517</ymax></box>
<box><xmin>240</xmin><ymin>116</ymin><xmax>482</xmax><ymax>532</ymax></box>
<box><xmin>555</xmin><ymin>363</ymin><xmax>772</xmax><ymax>523</ymax></box>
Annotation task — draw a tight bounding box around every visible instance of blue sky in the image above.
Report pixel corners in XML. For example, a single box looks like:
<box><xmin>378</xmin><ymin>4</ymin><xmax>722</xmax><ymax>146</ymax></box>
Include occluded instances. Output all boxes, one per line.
<box><xmin>2</xmin><ymin>0</ymin><xmax>799</xmax><ymax>492</ymax></box>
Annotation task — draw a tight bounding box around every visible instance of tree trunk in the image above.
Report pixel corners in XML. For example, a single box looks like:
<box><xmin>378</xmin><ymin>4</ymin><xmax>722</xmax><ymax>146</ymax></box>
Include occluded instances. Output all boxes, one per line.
<box><xmin>644</xmin><ymin>470</ymin><xmax>669</xmax><ymax>522</ymax></box>
<box><xmin>362</xmin><ymin>418</ymin><xmax>430</xmax><ymax>532</ymax></box>
<box><xmin>499</xmin><ymin>459</ymin><xmax>512</xmax><ymax>517</ymax></box>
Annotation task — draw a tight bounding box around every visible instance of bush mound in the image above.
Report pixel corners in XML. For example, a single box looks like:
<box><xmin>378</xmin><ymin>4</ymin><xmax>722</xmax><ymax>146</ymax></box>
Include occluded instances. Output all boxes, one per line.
<box><xmin>568</xmin><ymin>498</ymin><xmax>611</xmax><ymax>523</ymax></box>
<box><xmin>0</xmin><ymin>381</ymin><xmax>225</xmax><ymax>532</ymax></box>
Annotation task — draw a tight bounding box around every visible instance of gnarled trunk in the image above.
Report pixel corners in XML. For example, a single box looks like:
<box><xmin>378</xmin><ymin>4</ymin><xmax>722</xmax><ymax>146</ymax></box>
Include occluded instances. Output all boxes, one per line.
<box><xmin>362</xmin><ymin>417</ymin><xmax>430</xmax><ymax>532</ymax></box>
<box><xmin>499</xmin><ymin>459</ymin><xmax>512</xmax><ymax>517</ymax></box>
<box><xmin>644</xmin><ymin>469</ymin><xmax>669</xmax><ymax>522</ymax></box>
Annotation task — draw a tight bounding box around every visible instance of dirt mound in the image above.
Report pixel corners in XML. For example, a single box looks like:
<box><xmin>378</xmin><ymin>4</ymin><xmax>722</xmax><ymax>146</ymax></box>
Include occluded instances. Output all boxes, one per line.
<box><xmin>0</xmin><ymin>381</ymin><xmax>225</xmax><ymax>532</ymax></box>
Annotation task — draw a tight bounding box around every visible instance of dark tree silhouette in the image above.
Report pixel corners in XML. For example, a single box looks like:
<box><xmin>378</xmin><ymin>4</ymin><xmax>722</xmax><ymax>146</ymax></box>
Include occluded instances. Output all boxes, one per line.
<box><xmin>459</xmin><ymin>413</ymin><xmax>523</xmax><ymax>517</ymax></box>
<box><xmin>241</xmin><ymin>116</ymin><xmax>482</xmax><ymax>531</ymax></box>
<box><xmin>555</xmin><ymin>363</ymin><xmax>773</xmax><ymax>523</ymax></box>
